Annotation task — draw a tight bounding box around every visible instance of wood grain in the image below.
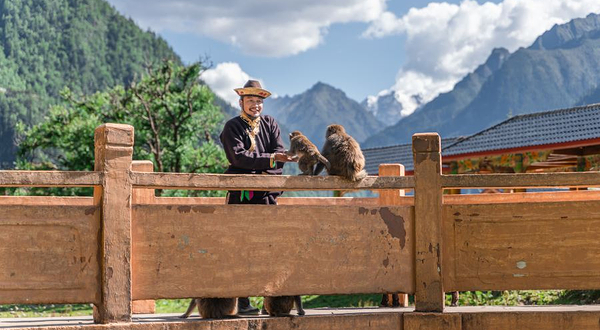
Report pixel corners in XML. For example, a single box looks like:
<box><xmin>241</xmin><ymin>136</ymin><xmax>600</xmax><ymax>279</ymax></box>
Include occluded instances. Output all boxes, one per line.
<box><xmin>131</xmin><ymin>204</ymin><xmax>414</xmax><ymax>299</ymax></box>
<box><xmin>443</xmin><ymin>201</ymin><xmax>600</xmax><ymax>291</ymax></box>
<box><xmin>0</xmin><ymin>205</ymin><xmax>100</xmax><ymax>304</ymax></box>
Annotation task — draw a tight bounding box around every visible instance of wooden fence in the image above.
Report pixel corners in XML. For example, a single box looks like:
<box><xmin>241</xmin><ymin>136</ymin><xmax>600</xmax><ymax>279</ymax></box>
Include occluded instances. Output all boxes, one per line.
<box><xmin>1</xmin><ymin>124</ymin><xmax>599</xmax><ymax>324</ymax></box>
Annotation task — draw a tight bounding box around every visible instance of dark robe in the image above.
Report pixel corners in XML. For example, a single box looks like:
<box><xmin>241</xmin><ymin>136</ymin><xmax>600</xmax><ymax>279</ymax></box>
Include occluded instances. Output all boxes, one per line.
<box><xmin>219</xmin><ymin>114</ymin><xmax>286</xmax><ymax>204</ymax></box>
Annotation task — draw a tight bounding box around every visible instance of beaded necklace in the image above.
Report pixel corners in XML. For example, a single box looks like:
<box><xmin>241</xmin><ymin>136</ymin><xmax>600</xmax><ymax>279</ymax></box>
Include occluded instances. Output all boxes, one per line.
<box><xmin>239</xmin><ymin>111</ymin><xmax>261</xmax><ymax>152</ymax></box>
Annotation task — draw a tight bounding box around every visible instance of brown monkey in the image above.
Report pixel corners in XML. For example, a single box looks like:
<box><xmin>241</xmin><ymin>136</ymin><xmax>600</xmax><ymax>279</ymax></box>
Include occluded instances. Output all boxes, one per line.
<box><xmin>179</xmin><ymin>298</ymin><xmax>237</xmax><ymax>319</ymax></box>
<box><xmin>314</xmin><ymin>124</ymin><xmax>367</xmax><ymax>181</ymax></box>
<box><xmin>380</xmin><ymin>293</ymin><xmax>401</xmax><ymax>307</ymax></box>
<box><xmin>263</xmin><ymin>296</ymin><xmax>305</xmax><ymax>317</ymax></box>
<box><xmin>287</xmin><ymin>131</ymin><xmax>331</xmax><ymax>175</ymax></box>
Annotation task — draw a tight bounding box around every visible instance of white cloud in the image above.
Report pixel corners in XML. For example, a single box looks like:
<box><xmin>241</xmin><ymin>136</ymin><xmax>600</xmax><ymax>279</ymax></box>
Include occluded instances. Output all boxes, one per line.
<box><xmin>106</xmin><ymin>0</ymin><xmax>386</xmax><ymax>57</ymax></box>
<box><xmin>364</xmin><ymin>0</ymin><xmax>600</xmax><ymax>117</ymax></box>
<box><xmin>201</xmin><ymin>62</ymin><xmax>258</xmax><ymax>106</ymax></box>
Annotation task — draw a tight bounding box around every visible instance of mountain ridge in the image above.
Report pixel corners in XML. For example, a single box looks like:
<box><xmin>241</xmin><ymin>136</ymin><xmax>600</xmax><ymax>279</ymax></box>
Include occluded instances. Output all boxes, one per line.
<box><xmin>363</xmin><ymin>12</ymin><xmax>600</xmax><ymax>148</ymax></box>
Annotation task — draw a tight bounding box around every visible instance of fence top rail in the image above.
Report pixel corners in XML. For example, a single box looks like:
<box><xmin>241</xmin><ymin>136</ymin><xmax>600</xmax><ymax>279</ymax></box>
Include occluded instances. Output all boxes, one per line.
<box><xmin>130</xmin><ymin>171</ymin><xmax>415</xmax><ymax>191</ymax></box>
<box><xmin>442</xmin><ymin>172</ymin><xmax>600</xmax><ymax>189</ymax></box>
<box><xmin>0</xmin><ymin>170</ymin><xmax>102</xmax><ymax>188</ymax></box>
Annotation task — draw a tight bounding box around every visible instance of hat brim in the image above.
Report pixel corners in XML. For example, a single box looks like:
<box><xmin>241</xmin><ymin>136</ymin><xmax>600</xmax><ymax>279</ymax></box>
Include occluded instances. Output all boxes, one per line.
<box><xmin>234</xmin><ymin>87</ymin><xmax>271</xmax><ymax>98</ymax></box>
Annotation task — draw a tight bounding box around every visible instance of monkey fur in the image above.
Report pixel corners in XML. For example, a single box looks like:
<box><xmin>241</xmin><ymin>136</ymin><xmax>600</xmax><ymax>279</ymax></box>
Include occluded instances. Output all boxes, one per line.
<box><xmin>314</xmin><ymin>124</ymin><xmax>367</xmax><ymax>181</ymax></box>
<box><xmin>263</xmin><ymin>295</ymin><xmax>305</xmax><ymax>317</ymax></box>
<box><xmin>179</xmin><ymin>298</ymin><xmax>237</xmax><ymax>319</ymax></box>
<box><xmin>287</xmin><ymin>131</ymin><xmax>331</xmax><ymax>175</ymax></box>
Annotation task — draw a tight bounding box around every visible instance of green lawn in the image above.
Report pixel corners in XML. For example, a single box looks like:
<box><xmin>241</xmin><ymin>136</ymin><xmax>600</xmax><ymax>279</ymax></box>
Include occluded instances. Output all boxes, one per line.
<box><xmin>0</xmin><ymin>290</ymin><xmax>592</xmax><ymax>318</ymax></box>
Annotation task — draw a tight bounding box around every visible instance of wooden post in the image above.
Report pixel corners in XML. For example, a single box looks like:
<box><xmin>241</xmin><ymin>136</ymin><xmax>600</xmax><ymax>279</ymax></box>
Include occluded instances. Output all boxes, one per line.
<box><xmin>513</xmin><ymin>153</ymin><xmax>526</xmax><ymax>193</ymax></box>
<box><xmin>131</xmin><ymin>160</ymin><xmax>156</xmax><ymax>314</ymax></box>
<box><xmin>378</xmin><ymin>164</ymin><xmax>409</xmax><ymax>307</ymax></box>
<box><xmin>412</xmin><ymin>133</ymin><xmax>444</xmax><ymax>312</ymax></box>
<box><xmin>93</xmin><ymin>124</ymin><xmax>134</xmax><ymax>323</ymax></box>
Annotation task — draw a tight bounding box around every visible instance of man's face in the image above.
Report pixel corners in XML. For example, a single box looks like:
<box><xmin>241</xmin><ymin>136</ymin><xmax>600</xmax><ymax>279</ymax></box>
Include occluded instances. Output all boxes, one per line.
<box><xmin>240</xmin><ymin>96</ymin><xmax>264</xmax><ymax>118</ymax></box>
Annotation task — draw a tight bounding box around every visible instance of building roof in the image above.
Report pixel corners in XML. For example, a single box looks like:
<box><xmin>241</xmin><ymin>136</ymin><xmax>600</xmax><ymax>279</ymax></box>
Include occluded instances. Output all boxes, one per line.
<box><xmin>363</xmin><ymin>137</ymin><xmax>461</xmax><ymax>174</ymax></box>
<box><xmin>363</xmin><ymin>103</ymin><xmax>600</xmax><ymax>174</ymax></box>
<box><xmin>443</xmin><ymin>103</ymin><xmax>600</xmax><ymax>158</ymax></box>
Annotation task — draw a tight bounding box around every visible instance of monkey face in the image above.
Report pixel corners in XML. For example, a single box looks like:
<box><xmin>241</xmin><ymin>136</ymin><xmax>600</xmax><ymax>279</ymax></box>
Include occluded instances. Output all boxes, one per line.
<box><xmin>289</xmin><ymin>131</ymin><xmax>303</xmax><ymax>140</ymax></box>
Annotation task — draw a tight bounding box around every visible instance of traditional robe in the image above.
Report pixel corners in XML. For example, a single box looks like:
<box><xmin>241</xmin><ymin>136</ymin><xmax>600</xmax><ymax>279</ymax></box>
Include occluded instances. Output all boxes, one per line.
<box><xmin>219</xmin><ymin>114</ymin><xmax>286</xmax><ymax>204</ymax></box>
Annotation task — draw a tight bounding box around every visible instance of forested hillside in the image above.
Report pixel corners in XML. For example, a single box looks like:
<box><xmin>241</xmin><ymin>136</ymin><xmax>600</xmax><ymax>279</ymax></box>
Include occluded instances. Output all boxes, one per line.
<box><xmin>0</xmin><ymin>0</ymin><xmax>179</xmax><ymax>167</ymax></box>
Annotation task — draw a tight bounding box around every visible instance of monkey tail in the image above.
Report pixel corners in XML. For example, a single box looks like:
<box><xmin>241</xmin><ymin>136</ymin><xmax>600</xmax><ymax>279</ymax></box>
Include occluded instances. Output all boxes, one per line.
<box><xmin>350</xmin><ymin>169</ymin><xmax>367</xmax><ymax>181</ymax></box>
<box><xmin>317</xmin><ymin>154</ymin><xmax>331</xmax><ymax>172</ymax></box>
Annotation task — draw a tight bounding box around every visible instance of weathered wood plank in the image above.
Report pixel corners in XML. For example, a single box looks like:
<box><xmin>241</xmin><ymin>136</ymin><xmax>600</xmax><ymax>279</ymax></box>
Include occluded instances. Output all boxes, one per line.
<box><xmin>0</xmin><ymin>205</ymin><xmax>100</xmax><ymax>304</ymax></box>
<box><xmin>441</xmin><ymin>172</ymin><xmax>600</xmax><ymax>189</ymax></box>
<box><xmin>131</xmin><ymin>204</ymin><xmax>414</xmax><ymax>299</ymax></box>
<box><xmin>93</xmin><ymin>123</ymin><xmax>134</xmax><ymax>323</ymax></box>
<box><xmin>131</xmin><ymin>161</ymin><xmax>156</xmax><ymax>314</ymax></box>
<box><xmin>0</xmin><ymin>171</ymin><xmax>102</xmax><ymax>187</ymax></box>
<box><xmin>462</xmin><ymin>308</ymin><xmax>600</xmax><ymax>330</ymax></box>
<box><xmin>0</xmin><ymin>196</ymin><xmax>94</xmax><ymax>206</ymax></box>
<box><xmin>412</xmin><ymin>133</ymin><xmax>445</xmax><ymax>312</ymax></box>
<box><xmin>443</xmin><ymin>190</ymin><xmax>600</xmax><ymax>205</ymax></box>
<box><xmin>443</xmin><ymin>201</ymin><xmax>600</xmax><ymax>291</ymax></box>
<box><xmin>145</xmin><ymin>197</ymin><xmax>384</xmax><ymax>206</ymax></box>
<box><xmin>404</xmin><ymin>313</ymin><xmax>461</xmax><ymax>330</ymax></box>
<box><xmin>379</xmin><ymin>164</ymin><xmax>410</xmax><ymax>308</ymax></box>
<box><xmin>130</xmin><ymin>172</ymin><xmax>414</xmax><ymax>191</ymax></box>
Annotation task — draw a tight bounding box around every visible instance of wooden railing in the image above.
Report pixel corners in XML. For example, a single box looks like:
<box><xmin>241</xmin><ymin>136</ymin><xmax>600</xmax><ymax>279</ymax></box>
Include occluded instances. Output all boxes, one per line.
<box><xmin>0</xmin><ymin>124</ymin><xmax>599</xmax><ymax>324</ymax></box>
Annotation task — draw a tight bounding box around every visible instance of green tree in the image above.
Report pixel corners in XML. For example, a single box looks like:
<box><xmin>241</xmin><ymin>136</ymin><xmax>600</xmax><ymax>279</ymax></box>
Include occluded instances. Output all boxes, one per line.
<box><xmin>15</xmin><ymin>60</ymin><xmax>227</xmax><ymax>196</ymax></box>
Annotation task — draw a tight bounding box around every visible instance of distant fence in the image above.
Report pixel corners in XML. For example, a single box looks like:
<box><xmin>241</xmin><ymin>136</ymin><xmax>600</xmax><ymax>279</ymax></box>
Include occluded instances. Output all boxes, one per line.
<box><xmin>0</xmin><ymin>123</ymin><xmax>599</xmax><ymax>324</ymax></box>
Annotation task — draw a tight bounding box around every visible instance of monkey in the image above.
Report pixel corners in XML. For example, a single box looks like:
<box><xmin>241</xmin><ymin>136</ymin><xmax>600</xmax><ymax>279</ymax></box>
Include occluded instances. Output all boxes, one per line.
<box><xmin>380</xmin><ymin>293</ymin><xmax>401</xmax><ymax>307</ymax></box>
<box><xmin>179</xmin><ymin>298</ymin><xmax>237</xmax><ymax>319</ymax></box>
<box><xmin>263</xmin><ymin>295</ymin><xmax>305</xmax><ymax>317</ymax></box>
<box><xmin>314</xmin><ymin>124</ymin><xmax>367</xmax><ymax>181</ymax></box>
<box><xmin>286</xmin><ymin>131</ymin><xmax>331</xmax><ymax>175</ymax></box>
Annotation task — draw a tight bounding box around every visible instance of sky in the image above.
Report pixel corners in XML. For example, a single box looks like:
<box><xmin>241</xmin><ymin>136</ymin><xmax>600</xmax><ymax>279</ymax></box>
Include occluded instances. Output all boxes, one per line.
<box><xmin>105</xmin><ymin>0</ymin><xmax>600</xmax><ymax>117</ymax></box>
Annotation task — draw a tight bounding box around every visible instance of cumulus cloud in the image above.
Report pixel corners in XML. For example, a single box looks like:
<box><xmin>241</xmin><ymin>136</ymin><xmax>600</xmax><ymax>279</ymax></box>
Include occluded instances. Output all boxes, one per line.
<box><xmin>201</xmin><ymin>62</ymin><xmax>258</xmax><ymax>106</ymax></box>
<box><xmin>106</xmin><ymin>0</ymin><xmax>386</xmax><ymax>57</ymax></box>
<box><xmin>364</xmin><ymin>0</ymin><xmax>600</xmax><ymax>117</ymax></box>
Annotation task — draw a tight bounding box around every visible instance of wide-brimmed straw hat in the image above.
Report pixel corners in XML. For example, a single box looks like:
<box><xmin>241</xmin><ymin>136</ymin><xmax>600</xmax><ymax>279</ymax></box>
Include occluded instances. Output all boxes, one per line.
<box><xmin>234</xmin><ymin>80</ymin><xmax>271</xmax><ymax>98</ymax></box>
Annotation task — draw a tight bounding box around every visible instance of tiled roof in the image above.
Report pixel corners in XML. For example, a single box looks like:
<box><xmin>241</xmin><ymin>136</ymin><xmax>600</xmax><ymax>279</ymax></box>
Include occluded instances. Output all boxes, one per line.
<box><xmin>363</xmin><ymin>138</ymin><xmax>461</xmax><ymax>174</ymax></box>
<box><xmin>443</xmin><ymin>103</ymin><xmax>600</xmax><ymax>157</ymax></box>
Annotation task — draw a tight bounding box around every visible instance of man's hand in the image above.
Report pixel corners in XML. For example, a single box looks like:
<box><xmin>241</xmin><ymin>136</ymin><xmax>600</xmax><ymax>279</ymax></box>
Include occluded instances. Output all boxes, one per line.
<box><xmin>274</xmin><ymin>152</ymin><xmax>297</xmax><ymax>162</ymax></box>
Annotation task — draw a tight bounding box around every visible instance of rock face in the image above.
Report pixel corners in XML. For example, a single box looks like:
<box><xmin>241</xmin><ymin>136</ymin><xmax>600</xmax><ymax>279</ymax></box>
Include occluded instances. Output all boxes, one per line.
<box><xmin>363</xmin><ymin>13</ymin><xmax>600</xmax><ymax>147</ymax></box>
<box><xmin>264</xmin><ymin>82</ymin><xmax>382</xmax><ymax>148</ymax></box>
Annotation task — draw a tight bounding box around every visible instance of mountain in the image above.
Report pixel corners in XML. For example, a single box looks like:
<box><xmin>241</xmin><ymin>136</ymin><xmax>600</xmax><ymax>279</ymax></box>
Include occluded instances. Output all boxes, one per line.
<box><xmin>361</xmin><ymin>91</ymin><xmax>403</xmax><ymax>125</ymax></box>
<box><xmin>576</xmin><ymin>85</ymin><xmax>600</xmax><ymax>105</ymax></box>
<box><xmin>0</xmin><ymin>0</ymin><xmax>182</xmax><ymax>167</ymax></box>
<box><xmin>264</xmin><ymin>82</ymin><xmax>382</xmax><ymax>148</ymax></box>
<box><xmin>0</xmin><ymin>0</ymin><xmax>236</xmax><ymax>168</ymax></box>
<box><xmin>363</xmin><ymin>47</ymin><xmax>510</xmax><ymax>147</ymax></box>
<box><xmin>363</xmin><ymin>13</ymin><xmax>600</xmax><ymax>147</ymax></box>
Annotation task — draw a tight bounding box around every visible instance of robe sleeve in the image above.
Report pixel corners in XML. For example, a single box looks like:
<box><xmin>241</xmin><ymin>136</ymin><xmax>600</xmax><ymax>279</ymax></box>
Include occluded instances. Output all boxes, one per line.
<box><xmin>220</xmin><ymin>119</ymin><xmax>272</xmax><ymax>170</ymax></box>
<box><xmin>264</xmin><ymin>117</ymin><xmax>286</xmax><ymax>175</ymax></box>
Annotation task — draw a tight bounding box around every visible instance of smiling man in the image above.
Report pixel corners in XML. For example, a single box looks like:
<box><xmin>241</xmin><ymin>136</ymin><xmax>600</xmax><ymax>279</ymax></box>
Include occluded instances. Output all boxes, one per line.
<box><xmin>218</xmin><ymin>80</ymin><xmax>295</xmax><ymax>314</ymax></box>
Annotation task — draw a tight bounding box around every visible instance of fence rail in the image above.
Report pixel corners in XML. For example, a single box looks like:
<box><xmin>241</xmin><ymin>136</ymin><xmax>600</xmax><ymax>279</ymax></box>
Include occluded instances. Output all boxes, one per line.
<box><xmin>0</xmin><ymin>170</ymin><xmax>102</xmax><ymax>187</ymax></box>
<box><xmin>130</xmin><ymin>171</ymin><xmax>414</xmax><ymax>190</ymax></box>
<box><xmin>1</xmin><ymin>124</ymin><xmax>599</xmax><ymax>324</ymax></box>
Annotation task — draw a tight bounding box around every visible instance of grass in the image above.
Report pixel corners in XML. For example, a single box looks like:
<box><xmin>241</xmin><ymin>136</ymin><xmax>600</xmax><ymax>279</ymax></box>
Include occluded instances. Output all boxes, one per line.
<box><xmin>1</xmin><ymin>290</ymin><xmax>595</xmax><ymax>318</ymax></box>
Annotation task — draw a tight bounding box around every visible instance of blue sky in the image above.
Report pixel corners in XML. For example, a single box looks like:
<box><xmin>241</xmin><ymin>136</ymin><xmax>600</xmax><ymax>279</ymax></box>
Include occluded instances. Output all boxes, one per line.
<box><xmin>105</xmin><ymin>0</ymin><xmax>600</xmax><ymax>117</ymax></box>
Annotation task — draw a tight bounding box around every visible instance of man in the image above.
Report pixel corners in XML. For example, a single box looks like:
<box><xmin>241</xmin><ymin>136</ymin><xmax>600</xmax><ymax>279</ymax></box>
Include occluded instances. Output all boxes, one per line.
<box><xmin>219</xmin><ymin>80</ymin><xmax>295</xmax><ymax>314</ymax></box>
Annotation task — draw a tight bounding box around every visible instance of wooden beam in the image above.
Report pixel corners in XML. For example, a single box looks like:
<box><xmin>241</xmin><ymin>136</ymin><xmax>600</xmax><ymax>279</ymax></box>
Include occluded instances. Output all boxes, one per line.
<box><xmin>443</xmin><ymin>190</ymin><xmax>600</xmax><ymax>205</ymax></box>
<box><xmin>93</xmin><ymin>124</ymin><xmax>134</xmax><ymax>323</ymax></box>
<box><xmin>441</xmin><ymin>172</ymin><xmax>600</xmax><ymax>189</ymax></box>
<box><xmin>379</xmin><ymin>164</ymin><xmax>410</xmax><ymax>308</ymax></box>
<box><xmin>412</xmin><ymin>133</ymin><xmax>445</xmax><ymax>312</ymax></box>
<box><xmin>0</xmin><ymin>171</ymin><xmax>102</xmax><ymax>187</ymax></box>
<box><xmin>130</xmin><ymin>161</ymin><xmax>155</xmax><ymax>315</ymax></box>
<box><xmin>130</xmin><ymin>172</ymin><xmax>414</xmax><ymax>191</ymax></box>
